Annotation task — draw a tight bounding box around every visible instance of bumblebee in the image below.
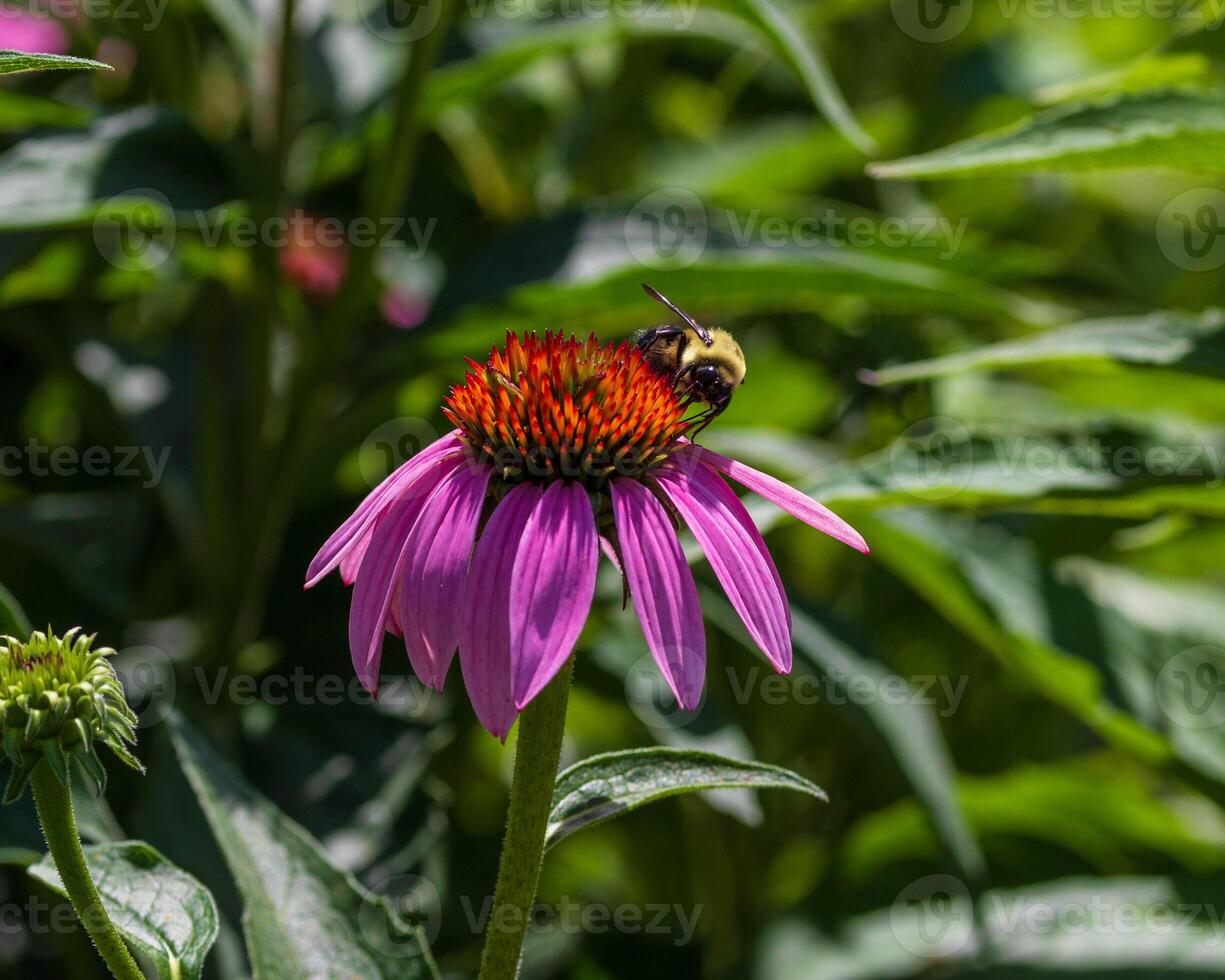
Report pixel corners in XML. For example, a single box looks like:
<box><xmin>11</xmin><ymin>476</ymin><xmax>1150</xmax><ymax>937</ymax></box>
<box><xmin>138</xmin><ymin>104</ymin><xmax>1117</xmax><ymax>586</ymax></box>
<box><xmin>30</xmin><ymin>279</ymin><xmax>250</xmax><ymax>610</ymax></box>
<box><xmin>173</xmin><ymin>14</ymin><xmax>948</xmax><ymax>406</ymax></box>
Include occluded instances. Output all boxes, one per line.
<box><xmin>635</xmin><ymin>283</ymin><xmax>745</xmax><ymax>434</ymax></box>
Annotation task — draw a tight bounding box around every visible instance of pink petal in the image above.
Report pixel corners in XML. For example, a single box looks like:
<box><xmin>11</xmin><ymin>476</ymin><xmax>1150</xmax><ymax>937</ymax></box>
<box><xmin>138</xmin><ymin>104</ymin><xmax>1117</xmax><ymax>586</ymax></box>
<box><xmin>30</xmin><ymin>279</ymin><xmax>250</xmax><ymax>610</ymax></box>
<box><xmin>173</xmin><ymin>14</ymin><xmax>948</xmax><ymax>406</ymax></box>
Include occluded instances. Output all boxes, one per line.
<box><xmin>348</xmin><ymin>457</ymin><xmax>462</xmax><ymax>694</ymax></box>
<box><xmin>386</xmin><ymin>584</ymin><xmax>404</xmax><ymax>638</ymax></box>
<box><xmin>677</xmin><ymin>443</ymin><xmax>869</xmax><ymax>554</ymax></box>
<box><xmin>305</xmin><ymin>432</ymin><xmax>464</xmax><ymax>588</ymax></box>
<box><xmin>339</xmin><ymin>524</ymin><xmax>374</xmax><ymax>586</ymax></box>
<box><xmin>610</xmin><ymin>478</ymin><xmax>705</xmax><ymax>709</ymax></box>
<box><xmin>655</xmin><ymin>463</ymin><xmax>793</xmax><ymax>672</ymax></box>
<box><xmin>459</xmin><ymin>483</ymin><xmax>542</xmax><ymax>739</ymax></box>
<box><xmin>510</xmin><ymin>482</ymin><xmax>598</xmax><ymax>710</ymax></box>
<box><xmin>398</xmin><ymin>461</ymin><xmax>493</xmax><ymax>691</ymax></box>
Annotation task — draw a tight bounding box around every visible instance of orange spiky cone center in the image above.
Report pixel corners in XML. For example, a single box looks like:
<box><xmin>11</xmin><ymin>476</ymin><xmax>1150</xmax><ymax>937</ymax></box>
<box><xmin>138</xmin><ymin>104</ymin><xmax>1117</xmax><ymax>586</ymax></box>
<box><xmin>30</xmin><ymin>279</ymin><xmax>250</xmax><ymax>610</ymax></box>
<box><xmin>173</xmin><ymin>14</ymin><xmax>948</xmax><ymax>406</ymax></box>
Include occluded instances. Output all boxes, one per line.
<box><xmin>444</xmin><ymin>332</ymin><xmax>689</xmax><ymax>486</ymax></box>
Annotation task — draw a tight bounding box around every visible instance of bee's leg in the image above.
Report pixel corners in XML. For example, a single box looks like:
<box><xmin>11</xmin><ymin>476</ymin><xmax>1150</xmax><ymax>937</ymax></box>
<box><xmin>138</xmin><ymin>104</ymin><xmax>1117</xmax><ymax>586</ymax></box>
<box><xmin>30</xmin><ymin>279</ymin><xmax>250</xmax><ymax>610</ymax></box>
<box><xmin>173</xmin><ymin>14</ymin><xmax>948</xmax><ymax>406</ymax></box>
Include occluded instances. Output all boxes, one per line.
<box><xmin>673</xmin><ymin>361</ymin><xmax>702</xmax><ymax>391</ymax></box>
<box><xmin>673</xmin><ymin>368</ymin><xmax>704</xmax><ymax>407</ymax></box>
<box><xmin>636</xmin><ymin>325</ymin><xmax>685</xmax><ymax>354</ymax></box>
<box><xmin>684</xmin><ymin>406</ymin><xmax>721</xmax><ymax>443</ymax></box>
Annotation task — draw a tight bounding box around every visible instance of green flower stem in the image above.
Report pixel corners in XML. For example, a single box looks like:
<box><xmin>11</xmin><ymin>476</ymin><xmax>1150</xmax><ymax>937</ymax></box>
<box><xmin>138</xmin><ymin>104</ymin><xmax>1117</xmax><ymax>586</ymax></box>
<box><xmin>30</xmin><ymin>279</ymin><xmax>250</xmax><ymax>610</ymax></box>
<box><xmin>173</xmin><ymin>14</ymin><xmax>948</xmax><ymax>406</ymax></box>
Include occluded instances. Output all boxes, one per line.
<box><xmin>478</xmin><ymin>658</ymin><xmax>574</xmax><ymax>980</ymax></box>
<box><xmin>29</xmin><ymin>765</ymin><xmax>143</xmax><ymax>980</ymax></box>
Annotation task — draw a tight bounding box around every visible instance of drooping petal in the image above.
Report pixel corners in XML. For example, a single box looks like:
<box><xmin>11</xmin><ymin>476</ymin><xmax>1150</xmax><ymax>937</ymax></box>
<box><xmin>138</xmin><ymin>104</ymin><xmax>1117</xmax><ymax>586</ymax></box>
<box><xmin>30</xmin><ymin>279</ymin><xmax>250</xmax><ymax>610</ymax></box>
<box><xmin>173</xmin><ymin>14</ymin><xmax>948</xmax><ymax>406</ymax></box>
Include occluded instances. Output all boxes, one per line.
<box><xmin>677</xmin><ymin>443</ymin><xmax>869</xmax><ymax>554</ymax></box>
<box><xmin>655</xmin><ymin>463</ymin><xmax>792</xmax><ymax>672</ymax></box>
<box><xmin>348</xmin><ymin>457</ymin><xmax>462</xmax><ymax>694</ymax></box>
<box><xmin>610</xmin><ymin>478</ymin><xmax>705</xmax><ymax>709</ymax></box>
<box><xmin>386</xmin><ymin>584</ymin><xmax>404</xmax><ymax>638</ymax></box>
<box><xmin>339</xmin><ymin>524</ymin><xmax>374</xmax><ymax>586</ymax></box>
<box><xmin>458</xmin><ymin>483</ymin><xmax>542</xmax><ymax>739</ymax></box>
<box><xmin>398</xmin><ymin>460</ymin><xmax>494</xmax><ymax>691</ymax></box>
<box><xmin>305</xmin><ymin>432</ymin><xmax>464</xmax><ymax>588</ymax></box>
<box><xmin>509</xmin><ymin>481</ymin><xmax>598</xmax><ymax>710</ymax></box>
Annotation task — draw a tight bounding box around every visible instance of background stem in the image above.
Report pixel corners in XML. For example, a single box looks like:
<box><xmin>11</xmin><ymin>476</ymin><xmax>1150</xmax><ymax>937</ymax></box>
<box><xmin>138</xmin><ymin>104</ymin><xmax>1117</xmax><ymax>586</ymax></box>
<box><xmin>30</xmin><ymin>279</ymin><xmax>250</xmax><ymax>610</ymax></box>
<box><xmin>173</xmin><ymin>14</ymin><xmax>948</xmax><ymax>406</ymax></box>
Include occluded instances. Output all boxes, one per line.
<box><xmin>478</xmin><ymin>658</ymin><xmax>574</xmax><ymax>980</ymax></box>
<box><xmin>325</xmin><ymin>0</ymin><xmax>455</xmax><ymax>345</ymax></box>
<box><xmin>30</xmin><ymin>766</ymin><xmax>144</xmax><ymax>980</ymax></box>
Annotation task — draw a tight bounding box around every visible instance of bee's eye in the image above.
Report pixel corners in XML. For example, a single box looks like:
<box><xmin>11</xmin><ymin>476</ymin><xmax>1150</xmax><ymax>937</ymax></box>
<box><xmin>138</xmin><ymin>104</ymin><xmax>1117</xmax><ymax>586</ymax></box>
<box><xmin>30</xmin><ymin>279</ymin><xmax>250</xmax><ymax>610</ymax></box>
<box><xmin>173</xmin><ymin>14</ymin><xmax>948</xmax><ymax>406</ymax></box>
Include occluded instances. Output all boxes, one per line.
<box><xmin>694</xmin><ymin>364</ymin><xmax>721</xmax><ymax>386</ymax></box>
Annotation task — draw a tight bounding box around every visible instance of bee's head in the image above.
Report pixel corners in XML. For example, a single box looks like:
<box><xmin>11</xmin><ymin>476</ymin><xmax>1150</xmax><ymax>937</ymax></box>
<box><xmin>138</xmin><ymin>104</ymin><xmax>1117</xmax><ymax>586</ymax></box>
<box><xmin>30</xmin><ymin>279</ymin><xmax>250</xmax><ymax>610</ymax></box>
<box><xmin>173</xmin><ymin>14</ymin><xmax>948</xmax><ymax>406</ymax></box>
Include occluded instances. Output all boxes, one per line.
<box><xmin>690</xmin><ymin>363</ymin><xmax>735</xmax><ymax>414</ymax></box>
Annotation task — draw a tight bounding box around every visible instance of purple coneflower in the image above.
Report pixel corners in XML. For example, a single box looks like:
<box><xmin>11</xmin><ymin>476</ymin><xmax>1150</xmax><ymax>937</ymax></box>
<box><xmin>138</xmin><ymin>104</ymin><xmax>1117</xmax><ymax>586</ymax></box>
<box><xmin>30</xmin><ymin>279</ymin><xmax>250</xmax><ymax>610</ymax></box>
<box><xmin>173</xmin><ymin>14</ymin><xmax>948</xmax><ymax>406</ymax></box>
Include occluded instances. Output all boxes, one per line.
<box><xmin>306</xmin><ymin>332</ymin><xmax>867</xmax><ymax>738</ymax></box>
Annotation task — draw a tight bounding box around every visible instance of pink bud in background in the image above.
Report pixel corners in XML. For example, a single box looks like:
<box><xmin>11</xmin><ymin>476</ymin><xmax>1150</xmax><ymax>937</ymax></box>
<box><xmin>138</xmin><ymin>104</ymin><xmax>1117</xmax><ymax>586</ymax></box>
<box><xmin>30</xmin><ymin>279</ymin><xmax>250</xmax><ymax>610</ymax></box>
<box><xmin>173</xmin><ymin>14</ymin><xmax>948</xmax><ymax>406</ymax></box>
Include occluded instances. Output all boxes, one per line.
<box><xmin>380</xmin><ymin>285</ymin><xmax>430</xmax><ymax>330</ymax></box>
<box><xmin>0</xmin><ymin>7</ymin><xmax>68</xmax><ymax>55</ymax></box>
<box><xmin>279</xmin><ymin>211</ymin><xmax>348</xmax><ymax>300</ymax></box>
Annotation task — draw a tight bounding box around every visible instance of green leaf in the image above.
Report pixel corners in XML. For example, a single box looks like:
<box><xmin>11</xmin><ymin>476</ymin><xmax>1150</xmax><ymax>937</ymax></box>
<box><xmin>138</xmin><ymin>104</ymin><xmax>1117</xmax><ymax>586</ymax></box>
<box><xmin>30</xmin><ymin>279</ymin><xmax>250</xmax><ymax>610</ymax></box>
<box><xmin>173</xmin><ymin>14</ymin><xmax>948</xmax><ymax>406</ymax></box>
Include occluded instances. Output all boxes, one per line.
<box><xmin>861</xmin><ymin>309</ymin><xmax>1225</xmax><ymax>386</ymax></box>
<box><xmin>858</xmin><ymin>511</ymin><xmax>1171</xmax><ymax>764</ymax></box>
<box><xmin>1038</xmin><ymin>12</ymin><xmax>1225</xmax><ymax>103</ymax></box>
<box><xmin>860</xmin><ymin>511</ymin><xmax>1225</xmax><ymax>791</ymax></box>
<box><xmin>842</xmin><ymin>758</ymin><xmax>1225</xmax><ymax>884</ymax></box>
<box><xmin>638</xmin><ymin>109</ymin><xmax>908</xmax><ymax>206</ymax></box>
<box><xmin>546</xmin><ymin>747</ymin><xmax>826</xmax><ymax>848</ymax></box>
<box><xmin>29</xmin><ymin>840</ymin><xmax>218</xmax><ymax>980</ymax></box>
<box><xmin>166</xmin><ymin>713</ymin><xmax>440</xmax><ymax>979</ymax></box>
<box><xmin>727</xmin><ymin>0</ymin><xmax>875</xmax><ymax>153</ymax></box>
<box><xmin>869</xmin><ymin>91</ymin><xmax>1225</xmax><ymax>179</ymax></box>
<box><xmin>758</xmin><ymin>876</ymin><xmax>1225</xmax><ymax>979</ymax></box>
<box><xmin>793</xmin><ymin>428</ymin><xmax>1225</xmax><ymax>520</ymax></box>
<box><xmin>431</xmin><ymin>251</ymin><xmax>1058</xmax><ymax>363</ymax></box>
<box><xmin>696</xmin><ymin>578</ymin><xmax>983</xmax><ymax>883</ymax></box>
<box><xmin>423</xmin><ymin>11</ymin><xmax>766</xmax><ymax>120</ymax></box>
<box><xmin>0</xmin><ymin>89</ymin><xmax>91</xmax><ymax>131</ymax></box>
<box><xmin>771</xmin><ymin>602</ymin><xmax>985</xmax><ymax>882</ymax></box>
<box><xmin>0</xmin><ymin>108</ymin><xmax>229</xmax><ymax>230</ymax></box>
<box><xmin>0</xmin><ymin>51</ymin><xmax>112</xmax><ymax>77</ymax></box>
<box><xmin>0</xmin><ymin>581</ymin><xmax>30</xmax><ymax>638</ymax></box>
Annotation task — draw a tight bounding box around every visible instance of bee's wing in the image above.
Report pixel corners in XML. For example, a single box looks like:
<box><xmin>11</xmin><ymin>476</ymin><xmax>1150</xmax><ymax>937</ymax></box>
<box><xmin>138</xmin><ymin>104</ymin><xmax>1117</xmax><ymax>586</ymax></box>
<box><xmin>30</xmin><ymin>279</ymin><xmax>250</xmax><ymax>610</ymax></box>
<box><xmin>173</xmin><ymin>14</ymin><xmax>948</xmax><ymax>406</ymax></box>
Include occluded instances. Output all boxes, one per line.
<box><xmin>641</xmin><ymin>283</ymin><xmax>713</xmax><ymax>346</ymax></box>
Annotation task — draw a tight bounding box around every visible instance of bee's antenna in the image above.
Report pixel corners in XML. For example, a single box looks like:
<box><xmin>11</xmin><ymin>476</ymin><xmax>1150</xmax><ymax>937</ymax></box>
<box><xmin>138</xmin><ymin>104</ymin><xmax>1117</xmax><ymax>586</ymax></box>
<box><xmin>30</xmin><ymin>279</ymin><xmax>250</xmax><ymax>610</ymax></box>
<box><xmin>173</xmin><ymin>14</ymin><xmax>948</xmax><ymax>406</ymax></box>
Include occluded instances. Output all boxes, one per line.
<box><xmin>641</xmin><ymin>283</ymin><xmax>713</xmax><ymax>346</ymax></box>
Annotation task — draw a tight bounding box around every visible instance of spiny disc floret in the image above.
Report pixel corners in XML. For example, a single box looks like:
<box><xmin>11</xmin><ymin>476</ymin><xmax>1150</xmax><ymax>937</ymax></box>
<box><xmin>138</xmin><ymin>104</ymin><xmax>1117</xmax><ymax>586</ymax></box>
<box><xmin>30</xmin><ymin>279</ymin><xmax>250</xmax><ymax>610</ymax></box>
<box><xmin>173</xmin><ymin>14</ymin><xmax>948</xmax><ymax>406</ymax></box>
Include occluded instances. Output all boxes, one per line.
<box><xmin>0</xmin><ymin>628</ymin><xmax>142</xmax><ymax>804</ymax></box>
<box><xmin>444</xmin><ymin>332</ymin><xmax>689</xmax><ymax>487</ymax></box>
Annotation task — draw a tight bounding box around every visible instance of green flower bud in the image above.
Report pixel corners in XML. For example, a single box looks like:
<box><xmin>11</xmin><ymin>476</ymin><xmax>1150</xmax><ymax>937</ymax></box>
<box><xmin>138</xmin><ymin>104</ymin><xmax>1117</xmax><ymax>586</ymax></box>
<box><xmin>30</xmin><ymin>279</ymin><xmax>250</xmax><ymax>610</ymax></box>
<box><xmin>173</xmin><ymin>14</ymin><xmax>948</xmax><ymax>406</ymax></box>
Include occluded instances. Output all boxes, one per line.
<box><xmin>0</xmin><ymin>628</ymin><xmax>143</xmax><ymax>804</ymax></box>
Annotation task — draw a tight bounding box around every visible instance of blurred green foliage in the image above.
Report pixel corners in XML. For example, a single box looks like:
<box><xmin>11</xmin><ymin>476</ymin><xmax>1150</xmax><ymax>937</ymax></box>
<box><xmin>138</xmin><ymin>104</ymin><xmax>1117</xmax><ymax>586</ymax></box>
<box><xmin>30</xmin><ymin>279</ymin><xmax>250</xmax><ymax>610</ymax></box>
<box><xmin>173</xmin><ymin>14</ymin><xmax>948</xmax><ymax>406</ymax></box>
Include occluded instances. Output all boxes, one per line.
<box><xmin>1</xmin><ymin>0</ymin><xmax>1225</xmax><ymax>976</ymax></box>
